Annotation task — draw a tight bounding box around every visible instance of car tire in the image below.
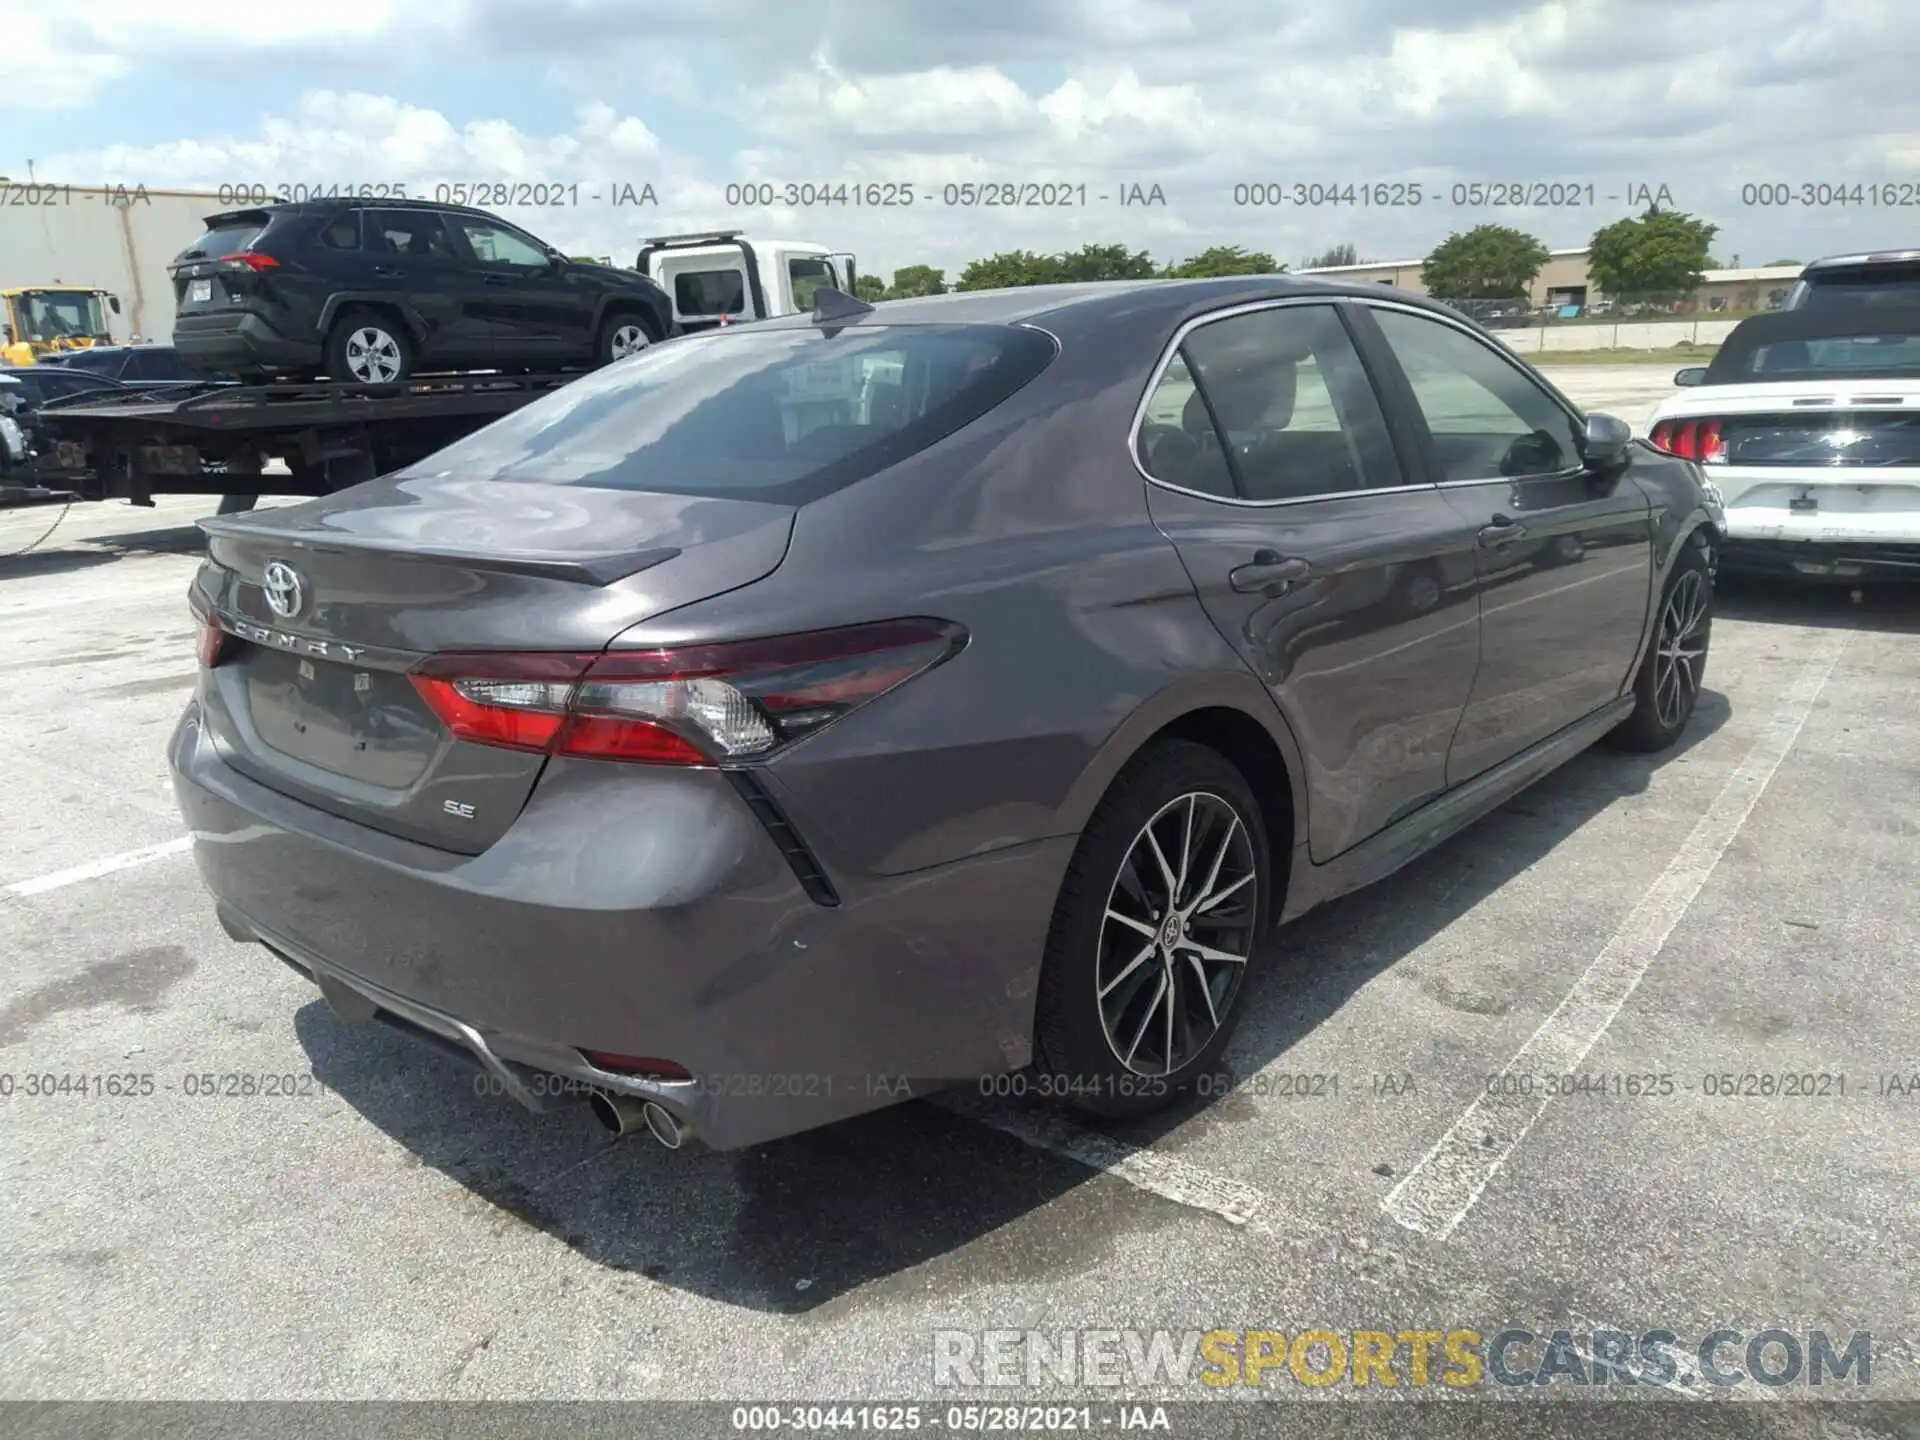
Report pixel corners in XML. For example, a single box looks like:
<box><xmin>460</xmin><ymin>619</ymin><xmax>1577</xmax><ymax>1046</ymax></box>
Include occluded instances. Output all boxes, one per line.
<box><xmin>1605</xmin><ymin>535</ymin><xmax>1714</xmax><ymax>753</ymax></box>
<box><xmin>1031</xmin><ymin>740</ymin><xmax>1270</xmax><ymax>1119</ymax></box>
<box><xmin>595</xmin><ymin>311</ymin><xmax>658</xmax><ymax>366</ymax></box>
<box><xmin>324</xmin><ymin>310</ymin><xmax>414</xmax><ymax>385</ymax></box>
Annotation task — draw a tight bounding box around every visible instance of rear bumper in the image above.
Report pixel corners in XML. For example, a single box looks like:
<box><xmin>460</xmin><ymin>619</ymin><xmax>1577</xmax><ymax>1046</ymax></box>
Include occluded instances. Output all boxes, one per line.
<box><xmin>168</xmin><ymin>700</ymin><xmax>1066</xmax><ymax>1149</ymax></box>
<box><xmin>1719</xmin><ymin>538</ymin><xmax>1920</xmax><ymax>579</ymax></box>
<box><xmin>1711</xmin><ymin>465</ymin><xmax>1920</xmax><ymax>548</ymax></box>
<box><xmin>174</xmin><ymin>311</ymin><xmax>320</xmax><ymax>373</ymax></box>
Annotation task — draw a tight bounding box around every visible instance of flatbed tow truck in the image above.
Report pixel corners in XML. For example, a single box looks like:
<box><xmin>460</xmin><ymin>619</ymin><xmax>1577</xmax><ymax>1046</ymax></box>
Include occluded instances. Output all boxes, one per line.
<box><xmin>4</xmin><ymin>230</ymin><xmax>855</xmax><ymax>515</ymax></box>
<box><xmin>11</xmin><ymin>366</ymin><xmax>591</xmax><ymax>514</ymax></box>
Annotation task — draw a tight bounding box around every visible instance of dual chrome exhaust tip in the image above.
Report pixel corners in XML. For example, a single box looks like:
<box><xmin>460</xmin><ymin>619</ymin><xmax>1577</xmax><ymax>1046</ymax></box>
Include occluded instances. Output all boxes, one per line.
<box><xmin>588</xmin><ymin>1090</ymin><xmax>689</xmax><ymax>1149</ymax></box>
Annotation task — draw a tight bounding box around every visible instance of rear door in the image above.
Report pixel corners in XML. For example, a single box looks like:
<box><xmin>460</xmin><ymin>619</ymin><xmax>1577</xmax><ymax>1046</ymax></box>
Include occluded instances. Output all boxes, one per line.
<box><xmin>1140</xmin><ymin>299</ymin><xmax>1486</xmax><ymax>863</ymax></box>
<box><xmin>441</xmin><ymin>212</ymin><xmax>593</xmax><ymax>361</ymax></box>
<box><xmin>360</xmin><ymin>209</ymin><xmax>495</xmax><ymax>368</ymax></box>
<box><xmin>1357</xmin><ymin>302</ymin><xmax>1652</xmax><ymax>784</ymax></box>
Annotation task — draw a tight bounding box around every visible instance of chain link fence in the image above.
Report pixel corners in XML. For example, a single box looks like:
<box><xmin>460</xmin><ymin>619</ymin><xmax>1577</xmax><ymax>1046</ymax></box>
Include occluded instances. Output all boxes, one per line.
<box><xmin>1428</xmin><ymin>288</ymin><xmax>1794</xmax><ymax>353</ymax></box>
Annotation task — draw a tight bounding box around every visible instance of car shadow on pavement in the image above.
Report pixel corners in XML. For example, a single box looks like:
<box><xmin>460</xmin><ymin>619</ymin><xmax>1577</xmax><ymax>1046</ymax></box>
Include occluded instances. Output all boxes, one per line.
<box><xmin>294</xmin><ymin>689</ymin><xmax>1731</xmax><ymax>1317</ymax></box>
<box><xmin>295</xmin><ymin>999</ymin><xmax>1158</xmax><ymax>1316</ymax></box>
<box><xmin>0</xmin><ymin>522</ymin><xmax>207</xmax><ymax>579</ymax></box>
<box><xmin>1716</xmin><ymin>574</ymin><xmax>1920</xmax><ymax>636</ymax></box>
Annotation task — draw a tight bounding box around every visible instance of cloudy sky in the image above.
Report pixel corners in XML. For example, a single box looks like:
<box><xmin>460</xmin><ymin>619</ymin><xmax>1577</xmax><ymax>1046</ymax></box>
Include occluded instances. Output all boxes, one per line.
<box><xmin>2</xmin><ymin>0</ymin><xmax>1915</xmax><ymax>283</ymax></box>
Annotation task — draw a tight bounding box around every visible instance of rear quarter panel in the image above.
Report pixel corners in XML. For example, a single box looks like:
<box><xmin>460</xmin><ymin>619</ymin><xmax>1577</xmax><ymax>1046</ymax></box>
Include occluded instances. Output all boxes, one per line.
<box><xmin>607</xmin><ymin>303</ymin><xmax>1306</xmax><ymax>879</ymax></box>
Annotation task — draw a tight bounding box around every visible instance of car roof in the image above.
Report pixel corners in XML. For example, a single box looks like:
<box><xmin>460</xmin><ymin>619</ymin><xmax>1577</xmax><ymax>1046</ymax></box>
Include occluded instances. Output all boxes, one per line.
<box><xmin>206</xmin><ymin>198</ymin><xmax>511</xmax><ymax>224</ymax></box>
<box><xmin>745</xmin><ymin>275</ymin><xmax>1466</xmax><ymax>331</ymax></box>
<box><xmin>1800</xmin><ymin>250</ymin><xmax>1920</xmax><ymax>272</ymax></box>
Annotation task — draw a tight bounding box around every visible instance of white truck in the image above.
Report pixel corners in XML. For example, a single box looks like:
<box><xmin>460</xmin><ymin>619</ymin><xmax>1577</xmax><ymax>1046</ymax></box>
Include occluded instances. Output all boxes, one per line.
<box><xmin>633</xmin><ymin>231</ymin><xmax>858</xmax><ymax>331</ymax></box>
<box><xmin>0</xmin><ymin>184</ymin><xmax>231</xmax><ymax>348</ymax></box>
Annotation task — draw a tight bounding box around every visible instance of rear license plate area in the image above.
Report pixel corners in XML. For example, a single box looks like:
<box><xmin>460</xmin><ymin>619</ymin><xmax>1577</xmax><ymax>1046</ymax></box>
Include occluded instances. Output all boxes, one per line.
<box><xmin>239</xmin><ymin>644</ymin><xmax>435</xmax><ymax>788</ymax></box>
<box><xmin>189</xmin><ymin>279</ymin><xmax>212</xmax><ymax>303</ymax></box>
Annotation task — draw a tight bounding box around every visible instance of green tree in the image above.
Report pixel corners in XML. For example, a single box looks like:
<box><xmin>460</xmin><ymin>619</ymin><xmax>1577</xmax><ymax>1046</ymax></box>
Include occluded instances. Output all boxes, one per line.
<box><xmin>955</xmin><ymin>249</ymin><xmax>1068</xmax><ymax>290</ymax></box>
<box><xmin>853</xmin><ymin>274</ymin><xmax>888</xmax><ymax>301</ymax></box>
<box><xmin>1766</xmin><ymin>257</ymin><xmax>1803</xmax><ymax>267</ymax></box>
<box><xmin>1162</xmin><ymin>244</ymin><xmax>1281</xmax><ymax>278</ymax></box>
<box><xmin>1303</xmin><ymin>243</ymin><xmax>1359</xmax><ymax>269</ymax></box>
<box><xmin>1420</xmin><ymin>225</ymin><xmax>1550</xmax><ymax>299</ymax></box>
<box><xmin>1586</xmin><ymin>208</ymin><xmax>1719</xmax><ymax>301</ymax></box>
<box><xmin>1055</xmin><ymin>243</ymin><xmax>1158</xmax><ymax>282</ymax></box>
<box><xmin>885</xmin><ymin>264</ymin><xmax>946</xmax><ymax>298</ymax></box>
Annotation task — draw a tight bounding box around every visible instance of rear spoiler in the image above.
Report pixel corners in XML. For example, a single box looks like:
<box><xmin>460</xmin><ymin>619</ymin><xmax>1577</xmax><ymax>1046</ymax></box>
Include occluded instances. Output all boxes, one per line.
<box><xmin>197</xmin><ymin>515</ymin><xmax>683</xmax><ymax>587</ymax></box>
<box><xmin>199</xmin><ymin>209</ymin><xmax>274</xmax><ymax>230</ymax></box>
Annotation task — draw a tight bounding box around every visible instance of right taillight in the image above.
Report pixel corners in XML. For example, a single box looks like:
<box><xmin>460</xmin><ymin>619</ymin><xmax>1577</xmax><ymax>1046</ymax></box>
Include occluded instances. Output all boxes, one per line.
<box><xmin>408</xmin><ymin>618</ymin><xmax>966</xmax><ymax>767</ymax></box>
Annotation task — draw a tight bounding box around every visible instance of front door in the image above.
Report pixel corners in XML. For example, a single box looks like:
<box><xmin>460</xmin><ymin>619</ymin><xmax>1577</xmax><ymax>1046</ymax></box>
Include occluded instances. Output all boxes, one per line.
<box><xmin>443</xmin><ymin>214</ymin><xmax>595</xmax><ymax>362</ymax></box>
<box><xmin>1357</xmin><ymin>303</ymin><xmax>1653</xmax><ymax>784</ymax></box>
<box><xmin>1140</xmin><ymin>300</ymin><xmax>1486</xmax><ymax>863</ymax></box>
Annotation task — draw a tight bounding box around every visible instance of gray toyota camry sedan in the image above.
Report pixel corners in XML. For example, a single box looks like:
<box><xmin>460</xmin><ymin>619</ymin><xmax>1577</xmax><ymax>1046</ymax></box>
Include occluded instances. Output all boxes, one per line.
<box><xmin>171</xmin><ymin>277</ymin><xmax>1723</xmax><ymax>1150</ymax></box>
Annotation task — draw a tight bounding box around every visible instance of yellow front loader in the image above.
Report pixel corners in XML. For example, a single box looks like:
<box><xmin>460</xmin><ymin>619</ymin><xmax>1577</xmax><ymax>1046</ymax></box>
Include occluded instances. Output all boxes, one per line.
<box><xmin>1</xmin><ymin>286</ymin><xmax>122</xmax><ymax>366</ymax></box>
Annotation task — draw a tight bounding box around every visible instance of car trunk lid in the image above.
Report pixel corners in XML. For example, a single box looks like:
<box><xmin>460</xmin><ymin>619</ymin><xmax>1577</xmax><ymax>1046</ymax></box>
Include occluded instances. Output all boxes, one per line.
<box><xmin>193</xmin><ymin>475</ymin><xmax>795</xmax><ymax>852</ymax></box>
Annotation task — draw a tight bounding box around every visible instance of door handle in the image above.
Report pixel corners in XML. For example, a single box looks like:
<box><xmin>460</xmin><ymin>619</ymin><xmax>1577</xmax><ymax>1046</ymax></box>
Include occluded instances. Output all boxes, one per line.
<box><xmin>482</xmin><ymin>273</ymin><xmax>516</xmax><ymax>285</ymax></box>
<box><xmin>1229</xmin><ymin>550</ymin><xmax>1312</xmax><ymax>593</ymax></box>
<box><xmin>1477</xmin><ymin>515</ymin><xmax>1527</xmax><ymax>547</ymax></box>
<box><xmin>371</xmin><ymin>265</ymin><xmax>401</xmax><ymax>278</ymax></box>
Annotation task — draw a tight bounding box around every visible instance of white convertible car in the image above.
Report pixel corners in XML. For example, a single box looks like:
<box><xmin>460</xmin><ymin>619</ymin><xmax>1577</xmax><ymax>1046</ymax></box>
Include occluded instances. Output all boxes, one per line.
<box><xmin>1647</xmin><ymin>306</ymin><xmax>1920</xmax><ymax>579</ymax></box>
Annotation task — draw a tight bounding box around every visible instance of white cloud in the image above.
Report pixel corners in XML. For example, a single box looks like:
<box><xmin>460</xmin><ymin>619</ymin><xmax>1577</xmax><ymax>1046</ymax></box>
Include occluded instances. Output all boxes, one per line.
<box><xmin>11</xmin><ymin>0</ymin><xmax>1916</xmax><ymax>281</ymax></box>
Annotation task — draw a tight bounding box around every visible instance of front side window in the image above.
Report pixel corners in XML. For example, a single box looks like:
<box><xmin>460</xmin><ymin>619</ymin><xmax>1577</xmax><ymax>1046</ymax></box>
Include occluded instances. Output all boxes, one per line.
<box><xmin>451</xmin><ymin>218</ymin><xmax>550</xmax><ymax>268</ymax></box>
<box><xmin>1139</xmin><ymin>303</ymin><xmax>1402</xmax><ymax>502</ymax></box>
<box><xmin>789</xmin><ymin>257</ymin><xmax>836</xmax><ymax>311</ymax></box>
<box><xmin>396</xmin><ymin>323</ymin><xmax>1057</xmax><ymax>505</ymax></box>
<box><xmin>1370</xmin><ymin>307</ymin><xmax>1582</xmax><ymax>482</ymax></box>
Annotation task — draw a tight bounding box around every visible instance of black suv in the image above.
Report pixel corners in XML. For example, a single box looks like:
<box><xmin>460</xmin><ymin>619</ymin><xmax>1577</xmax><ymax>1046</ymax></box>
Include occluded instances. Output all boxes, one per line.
<box><xmin>169</xmin><ymin>200</ymin><xmax>676</xmax><ymax>383</ymax></box>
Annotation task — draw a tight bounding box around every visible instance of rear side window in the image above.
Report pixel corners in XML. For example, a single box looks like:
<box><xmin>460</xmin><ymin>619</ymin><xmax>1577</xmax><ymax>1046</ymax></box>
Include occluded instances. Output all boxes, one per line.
<box><xmin>396</xmin><ymin>323</ymin><xmax>1058</xmax><ymax>505</ymax></box>
<box><xmin>364</xmin><ymin>210</ymin><xmax>457</xmax><ymax>261</ymax></box>
<box><xmin>676</xmin><ymin>269</ymin><xmax>746</xmax><ymax>316</ymax></box>
<box><xmin>316</xmin><ymin>213</ymin><xmax>362</xmax><ymax>249</ymax></box>
<box><xmin>1139</xmin><ymin>304</ymin><xmax>1402</xmax><ymax>502</ymax></box>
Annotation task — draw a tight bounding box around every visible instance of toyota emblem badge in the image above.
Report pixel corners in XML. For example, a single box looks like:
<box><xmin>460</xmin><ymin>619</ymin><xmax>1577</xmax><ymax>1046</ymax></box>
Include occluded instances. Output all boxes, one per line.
<box><xmin>262</xmin><ymin>560</ymin><xmax>304</xmax><ymax>619</ymax></box>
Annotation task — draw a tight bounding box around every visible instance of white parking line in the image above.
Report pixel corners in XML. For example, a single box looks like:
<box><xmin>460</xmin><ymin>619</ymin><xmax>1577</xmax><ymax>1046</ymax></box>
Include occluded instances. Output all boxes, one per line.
<box><xmin>3</xmin><ymin>836</ymin><xmax>194</xmax><ymax>897</ymax></box>
<box><xmin>936</xmin><ymin>1093</ymin><xmax>1268</xmax><ymax>1226</ymax></box>
<box><xmin>1383</xmin><ymin>633</ymin><xmax>1850</xmax><ymax>1239</ymax></box>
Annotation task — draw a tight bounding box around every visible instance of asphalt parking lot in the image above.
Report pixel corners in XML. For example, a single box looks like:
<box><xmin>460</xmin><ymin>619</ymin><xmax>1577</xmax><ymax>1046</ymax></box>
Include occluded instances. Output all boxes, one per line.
<box><xmin>2</xmin><ymin>365</ymin><xmax>1916</xmax><ymax>1416</ymax></box>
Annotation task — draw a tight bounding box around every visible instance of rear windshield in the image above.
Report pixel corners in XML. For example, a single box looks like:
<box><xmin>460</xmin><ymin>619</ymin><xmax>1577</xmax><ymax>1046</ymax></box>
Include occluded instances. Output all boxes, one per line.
<box><xmin>1793</xmin><ymin>263</ymin><xmax>1920</xmax><ymax>308</ymax></box>
<box><xmin>174</xmin><ymin>216</ymin><xmax>269</xmax><ymax>262</ymax></box>
<box><xmin>1703</xmin><ymin>306</ymin><xmax>1920</xmax><ymax>383</ymax></box>
<box><xmin>1737</xmin><ymin>333</ymin><xmax>1920</xmax><ymax>379</ymax></box>
<box><xmin>397</xmin><ymin>324</ymin><xmax>1058</xmax><ymax>504</ymax></box>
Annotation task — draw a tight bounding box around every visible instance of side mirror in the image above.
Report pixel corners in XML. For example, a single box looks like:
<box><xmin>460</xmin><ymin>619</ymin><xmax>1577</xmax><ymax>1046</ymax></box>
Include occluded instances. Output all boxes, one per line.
<box><xmin>546</xmin><ymin>249</ymin><xmax>569</xmax><ymax>269</ymax></box>
<box><xmin>108</xmin><ymin>295</ymin><xmax>122</xmax><ymax>314</ymax></box>
<box><xmin>1580</xmin><ymin>412</ymin><xmax>1633</xmax><ymax>472</ymax></box>
<box><xmin>1673</xmin><ymin>366</ymin><xmax>1707</xmax><ymax>386</ymax></box>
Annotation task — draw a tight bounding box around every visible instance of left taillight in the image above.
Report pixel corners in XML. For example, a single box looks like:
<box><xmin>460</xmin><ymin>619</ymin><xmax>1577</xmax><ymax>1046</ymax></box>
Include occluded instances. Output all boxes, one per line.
<box><xmin>1649</xmin><ymin>417</ymin><xmax>1724</xmax><ymax>463</ymax></box>
<box><xmin>407</xmin><ymin>618</ymin><xmax>967</xmax><ymax>767</ymax></box>
<box><xmin>190</xmin><ymin>591</ymin><xmax>232</xmax><ymax>668</ymax></box>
